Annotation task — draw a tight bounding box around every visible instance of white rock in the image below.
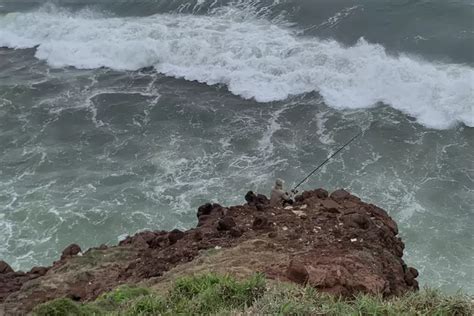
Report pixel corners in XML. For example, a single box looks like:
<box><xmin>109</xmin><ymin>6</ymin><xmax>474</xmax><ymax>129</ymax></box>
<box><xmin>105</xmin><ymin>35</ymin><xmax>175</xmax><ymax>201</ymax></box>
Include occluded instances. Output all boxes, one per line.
<box><xmin>351</xmin><ymin>238</ymin><xmax>357</xmax><ymax>242</ymax></box>
<box><xmin>292</xmin><ymin>210</ymin><xmax>307</xmax><ymax>217</ymax></box>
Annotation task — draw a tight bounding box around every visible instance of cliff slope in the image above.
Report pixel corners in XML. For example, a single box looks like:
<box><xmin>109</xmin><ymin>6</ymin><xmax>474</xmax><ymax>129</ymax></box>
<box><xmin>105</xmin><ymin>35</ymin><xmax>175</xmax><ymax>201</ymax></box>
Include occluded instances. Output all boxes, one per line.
<box><xmin>0</xmin><ymin>188</ymin><xmax>419</xmax><ymax>314</ymax></box>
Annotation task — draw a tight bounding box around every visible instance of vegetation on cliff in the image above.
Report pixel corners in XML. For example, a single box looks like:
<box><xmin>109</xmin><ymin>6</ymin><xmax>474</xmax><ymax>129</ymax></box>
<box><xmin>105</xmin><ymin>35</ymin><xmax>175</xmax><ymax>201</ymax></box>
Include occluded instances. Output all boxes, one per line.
<box><xmin>34</xmin><ymin>273</ymin><xmax>472</xmax><ymax>316</ymax></box>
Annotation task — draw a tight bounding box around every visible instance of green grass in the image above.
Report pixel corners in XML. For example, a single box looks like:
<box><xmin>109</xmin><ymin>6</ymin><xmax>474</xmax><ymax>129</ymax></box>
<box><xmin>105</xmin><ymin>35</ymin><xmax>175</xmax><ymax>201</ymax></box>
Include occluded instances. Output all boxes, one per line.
<box><xmin>33</xmin><ymin>274</ymin><xmax>472</xmax><ymax>316</ymax></box>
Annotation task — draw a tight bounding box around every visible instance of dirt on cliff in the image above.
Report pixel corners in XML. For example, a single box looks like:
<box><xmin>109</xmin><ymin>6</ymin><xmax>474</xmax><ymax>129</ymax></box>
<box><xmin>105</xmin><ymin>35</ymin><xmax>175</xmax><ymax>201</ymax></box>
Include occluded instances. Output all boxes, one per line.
<box><xmin>0</xmin><ymin>188</ymin><xmax>418</xmax><ymax>315</ymax></box>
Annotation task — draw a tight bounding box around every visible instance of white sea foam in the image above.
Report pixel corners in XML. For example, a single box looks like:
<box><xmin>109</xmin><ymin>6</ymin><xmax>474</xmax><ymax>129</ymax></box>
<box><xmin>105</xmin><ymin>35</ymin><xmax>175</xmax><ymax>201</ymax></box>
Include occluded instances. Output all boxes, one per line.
<box><xmin>0</xmin><ymin>4</ymin><xmax>472</xmax><ymax>129</ymax></box>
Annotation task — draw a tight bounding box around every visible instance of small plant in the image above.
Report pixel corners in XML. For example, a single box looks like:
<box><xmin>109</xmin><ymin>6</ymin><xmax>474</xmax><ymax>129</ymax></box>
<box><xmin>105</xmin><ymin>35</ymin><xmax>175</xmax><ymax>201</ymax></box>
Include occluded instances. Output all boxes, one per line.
<box><xmin>33</xmin><ymin>298</ymin><xmax>103</xmax><ymax>316</ymax></box>
<box><xmin>124</xmin><ymin>295</ymin><xmax>167</xmax><ymax>316</ymax></box>
<box><xmin>168</xmin><ymin>273</ymin><xmax>266</xmax><ymax>314</ymax></box>
<box><xmin>95</xmin><ymin>285</ymin><xmax>151</xmax><ymax>310</ymax></box>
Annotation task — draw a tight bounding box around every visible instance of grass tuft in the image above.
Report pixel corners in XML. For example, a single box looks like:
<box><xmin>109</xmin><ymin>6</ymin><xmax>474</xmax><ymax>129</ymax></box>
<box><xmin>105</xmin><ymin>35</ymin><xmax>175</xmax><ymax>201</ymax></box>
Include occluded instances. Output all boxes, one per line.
<box><xmin>33</xmin><ymin>298</ymin><xmax>103</xmax><ymax>316</ymax></box>
<box><xmin>95</xmin><ymin>285</ymin><xmax>150</xmax><ymax>310</ymax></box>
<box><xmin>168</xmin><ymin>273</ymin><xmax>266</xmax><ymax>314</ymax></box>
<box><xmin>33</xmin><ymin>274</ymin><xmax>473</xmax><ymax>316</ymax></box>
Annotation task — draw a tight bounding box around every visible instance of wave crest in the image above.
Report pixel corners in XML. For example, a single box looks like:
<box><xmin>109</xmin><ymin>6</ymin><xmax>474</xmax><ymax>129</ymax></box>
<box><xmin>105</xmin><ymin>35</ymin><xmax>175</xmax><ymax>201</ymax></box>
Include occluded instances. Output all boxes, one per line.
<box><xmin>0</xmin><ymin>4</ymin><xmax>472</xmax><ymax>129</ymax></box>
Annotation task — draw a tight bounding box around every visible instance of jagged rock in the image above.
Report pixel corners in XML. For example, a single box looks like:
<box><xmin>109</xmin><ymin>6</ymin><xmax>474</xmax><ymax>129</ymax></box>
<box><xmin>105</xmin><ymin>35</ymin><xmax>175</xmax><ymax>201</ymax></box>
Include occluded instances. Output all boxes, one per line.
<box><xmin>168</xmin><ymin>229</ymin><xmax>185</xmax><ymax>245</ymax></box>
<box><xmin>197</xmin><ymin>214</ymin><xmax>212</xmax><ymax>227</ymax></box>
<box><xmin>314</xmin><ymin>188</ymin><xmax>329</xmax><ymax>198</ymax></box>
<box><xmin>229</xmin><ymin>227</ymin><xmax>243</xmax><ymax>237</ymax></box>
<box><xmin>330</xmin><ymin>189</ymin><xmax>350</xmax><ymax>200</ymax></box>
<box><xmin>61</xmin><ymin>244</ymin><xmax>82</xmax><ymax>259</ymax></box>
<box><xmin>252</xmin><ymin>216</ymin><xmax>268</xmax><ymax>229</ymax></box>
<box><xmin>408</xmin><ymin>267</ymin><xmax>419</xmax><ymax>278</ymax></box>
<box><xmin>217</xmin><ymin>217</ymin><xmax>236</xmax><ymax>231</ymax></box>
<box><xmin>320</xmin><ymin>199</ymin><xmax>341</xmax><ymax>213</ymax></box>
<box><xmin>0</xmin><ymin>260</ymin><xmax>14</xmax><ymax>274</ymax></box>
<box><xmin>245</xmin><ymin>191</ymin><xmax>269</xmax><ymax>206</ymax></box>
<box><xmin>343</xmin><ymin>213</ymin><xmax>371</xmax><ymax>229</ymax></box>
<box><xmin>197</xmin><ymin>203</ymin><xmax>213</xmax><ymax>217</ymax></box>
<box><xmin>1</xmin><ymin>188</ymin><xmax>419</xmax><ymax>314</ymax></box>
<box><xmin>245</xmin><ymin>191</ymin><xmax>255</xmax><ymax>203</ymax></box>
<box><xmin>197</xmin><ymin>203</ymin><xmax>222</xmax><ymax>218</ymax></box>
<box><xmin>148</xmin><ymin>235</ymin><xmax>168</xmax><ymax>249</ymax></box>
<box><xmin>287</xmin><ymin>260</ymin><xmax>309</xmax><ymax>285</ymax></box>
<box><xmin>30</xmin><ymin>267</ymin><xmax>48</xmax><ymax>276</ymax></box>
<box><xmin>268</xmin><ymin>231</ymin><xmax>278</xmax><ymax>238</ymax></box>
<box><xmin>193</xmin><ymin>231</ymin><xmax>203</xmax><ymax>241</ymax></box>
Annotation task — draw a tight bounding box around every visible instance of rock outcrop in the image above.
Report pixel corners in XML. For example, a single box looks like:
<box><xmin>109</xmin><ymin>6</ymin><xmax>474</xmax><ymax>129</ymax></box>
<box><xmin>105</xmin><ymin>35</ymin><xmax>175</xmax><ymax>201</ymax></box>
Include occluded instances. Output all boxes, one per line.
<box><xmin>0</xmin><ymin>188</ymin><xmax>418</xmax><ymax>314</ymax></box>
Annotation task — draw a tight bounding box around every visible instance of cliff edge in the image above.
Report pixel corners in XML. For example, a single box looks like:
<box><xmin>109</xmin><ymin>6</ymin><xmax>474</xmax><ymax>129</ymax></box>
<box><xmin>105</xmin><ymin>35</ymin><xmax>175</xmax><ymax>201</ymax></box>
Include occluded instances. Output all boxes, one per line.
<box><xmin>0</xmin><ymin>188</ymin><xmax>419</xmax><ymax>314</ymax></box>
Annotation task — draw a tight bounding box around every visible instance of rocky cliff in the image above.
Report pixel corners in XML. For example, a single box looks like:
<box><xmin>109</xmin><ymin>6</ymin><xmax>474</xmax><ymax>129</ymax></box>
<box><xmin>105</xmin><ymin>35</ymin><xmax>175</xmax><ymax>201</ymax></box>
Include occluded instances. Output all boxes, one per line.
<box><xmin>0</xmin><ymin>188</ymin><xmax>418</xmax><ymax>315</ymax></box>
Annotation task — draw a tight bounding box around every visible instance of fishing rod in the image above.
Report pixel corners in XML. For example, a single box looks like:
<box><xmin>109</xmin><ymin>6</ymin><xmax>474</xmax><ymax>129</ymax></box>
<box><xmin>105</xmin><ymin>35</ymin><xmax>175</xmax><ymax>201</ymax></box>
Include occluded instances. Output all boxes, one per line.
<box><xmin>292</xmin><ymin>129</ymin><xmax>364</xmax><ymax>192</ymax></box>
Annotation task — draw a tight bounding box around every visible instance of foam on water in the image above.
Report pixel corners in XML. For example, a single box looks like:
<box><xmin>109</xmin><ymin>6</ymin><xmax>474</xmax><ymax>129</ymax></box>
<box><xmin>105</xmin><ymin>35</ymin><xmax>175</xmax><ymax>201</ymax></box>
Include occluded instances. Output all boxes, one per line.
<box><xmin>0</xmin><ymin>4</ymin><xmax>472</xmax><ymax>129</ymax></box>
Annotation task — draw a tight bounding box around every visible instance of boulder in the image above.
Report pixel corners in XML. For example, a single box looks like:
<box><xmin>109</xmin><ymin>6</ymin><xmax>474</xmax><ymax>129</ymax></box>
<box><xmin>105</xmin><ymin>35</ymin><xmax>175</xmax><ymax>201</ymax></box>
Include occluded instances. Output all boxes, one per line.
<box><xmin>330</xmin><ymin>189</ymin><xmax>350</xmax><ymax>200</ymax></box>
<box><xmin>0</xmin><ymin>260</ymin><xmax>14</xmax><ymax>274</ymax></box>
<box><xmin>229</xmin><ymin>227</ymin><xmax>243</xmax><ymax>237</ymax></box>
<box><xmin>320</xmin><ymin>199</ymin><xmax>341</xmax><ymax>213</ymax></box>
<box><xmin>61</xmin><ymin>244</ymin><xmax>82</xmax><ymax>259</ymax></box>
<box><xmin>168</xmin><ymin>229</ymin><xmax>185</xmax><ymax>245</ymax></box>
<box><xmin>30</xmin><ymin>267</ymin><xmax>49</xmax><ymax>276</ymax></box>
<box><xmin>197</xmin><ymin>203</ymin><xmax>222</xmax><ymax>218</ymax></box>
<box><xmin>286</xmin><ymin>260</ymin><xmax>309</xmax><ymax>285</ymax></box>
<box><xmin>252</xmin><ymin>216</ymin><xmax>269</xmax><ymax>230</ymax></box>
<box><xmin>245</xmin><ymin>191</ymin><xmax>269</xmax><ymax>206</ymax></box>
<box><xmin>343</xmin><ymin>213</ymin><xmax>371</xmax><ymax>229</ymax></box>
<box><xmin>217</xmin><ymin>217</ymin><xmax>236</xmax><ymax>231</ymax></box>
<box><xmin>314</xmin><ymin>188</ymin><xmax>329</xmax><ymax>198</ymax></box>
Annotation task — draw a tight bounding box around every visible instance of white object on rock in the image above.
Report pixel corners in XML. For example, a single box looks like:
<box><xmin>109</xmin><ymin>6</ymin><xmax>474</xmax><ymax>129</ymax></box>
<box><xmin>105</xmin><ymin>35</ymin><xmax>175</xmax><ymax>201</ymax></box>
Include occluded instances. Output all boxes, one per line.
<box><xmin>292</xmin><ymin>210</ymin><xmax>307</xmax><ymax>218</ymax></box>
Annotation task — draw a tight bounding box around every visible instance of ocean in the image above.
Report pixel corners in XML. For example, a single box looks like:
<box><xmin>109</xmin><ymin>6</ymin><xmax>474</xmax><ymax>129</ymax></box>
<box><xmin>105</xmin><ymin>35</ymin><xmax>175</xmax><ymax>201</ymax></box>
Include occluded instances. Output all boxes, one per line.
<box><xmin>0</xmin><ymin>0</ymin><xmax>472</xmax><ymax>293</ymax></box>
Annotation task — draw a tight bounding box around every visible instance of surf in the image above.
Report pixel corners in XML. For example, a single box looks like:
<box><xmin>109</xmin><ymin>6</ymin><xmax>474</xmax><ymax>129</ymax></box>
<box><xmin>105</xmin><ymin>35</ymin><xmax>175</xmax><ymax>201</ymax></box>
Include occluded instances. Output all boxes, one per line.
<box><xmin>0</xmin><ymin>3</ymin><xmax>472</xmax><ymax>129</ymax></box>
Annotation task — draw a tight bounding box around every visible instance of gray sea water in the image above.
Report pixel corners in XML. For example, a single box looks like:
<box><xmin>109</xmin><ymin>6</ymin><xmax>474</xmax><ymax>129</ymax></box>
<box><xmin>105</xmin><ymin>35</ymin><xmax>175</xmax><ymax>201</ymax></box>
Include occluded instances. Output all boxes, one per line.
<box><xmin>0</xmin><ymin>0</ymin><xmax>473</xmax><ymax>293</ymax></box>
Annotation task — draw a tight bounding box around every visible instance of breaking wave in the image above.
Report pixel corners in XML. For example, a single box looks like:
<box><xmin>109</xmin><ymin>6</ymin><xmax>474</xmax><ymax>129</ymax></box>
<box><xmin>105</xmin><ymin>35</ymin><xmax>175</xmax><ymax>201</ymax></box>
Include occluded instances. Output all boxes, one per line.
<box><xmin>1</xmin><ymin>4</ymin><xmax>472</xmax><ymax>129</ymax></box>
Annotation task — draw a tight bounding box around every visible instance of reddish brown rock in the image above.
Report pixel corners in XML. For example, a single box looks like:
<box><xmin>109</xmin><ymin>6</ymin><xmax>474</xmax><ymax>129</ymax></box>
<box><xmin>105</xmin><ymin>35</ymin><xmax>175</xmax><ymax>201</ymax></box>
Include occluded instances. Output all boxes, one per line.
<box><xmin>343</xmin><ymin>213</ymin><xmax>372</xmax><ymax>229</ymax></box>
<box><xmin>217</xmin><ymin>217</ymin><xmax>236</xmax><ymax>231</ymax></box>
<box><xmin>320</xmin><ymin>199</ymin><xmax>341</xmax><ymax>213</ymax></box>
<box><xmin>245</xmin><ymin>191</ymin><xmax>269</xmax><ymax>206</ymax></box>
<box><xmin>314</xmin><ymin>188</ymin><xmax>329</xmax><ymax>198</ymax></box>
<box><xmin>197</xmin><ymin>203</ymin><xmax>223</xmax><ymax>218</ymax></box>
<box><xmin>61</xmin><ymin>244</ymin><xmax>82</xmax><ymax>259</ymax></box>
<box><xmin>0</xmin><ymin>188</ymin><xmax>419</xmax><ymax>314</ymax></box>
<box><xmin>252</xmin><ymin>216</ymin><xmax>269</xmax><ymax>230</ymax></box>
<box><xmin>229</xmin><ymin>227</ymin><xmax>243</xmax><ymax>237</ymax></box>
<box><xmin>197</xmin><ymin>203</ymin><xmax>213</xmax><ymax>217</ymax></box>
<box><xmin>30</xmin><ymin>266</ymin><xmax>49</xmax><ymax>276</ymax></box>
<box><xmin>287</xmin><ymin>260</ymin><xmax>309</xmax><ymax>285</ymax></box>
<box><xmin>0</xmin><ymin>260</ymin><xmax>14</xmax><ymax>274</ymax></box>
<box><xmin>330</xmin><ymin>189</ymin><xmax>350</xmax><ymax>200</ymax></box>
<box><xmin>168</xmin><ymin>229</ymin><xmax>185</xmax><ymax>245</ymax></box>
